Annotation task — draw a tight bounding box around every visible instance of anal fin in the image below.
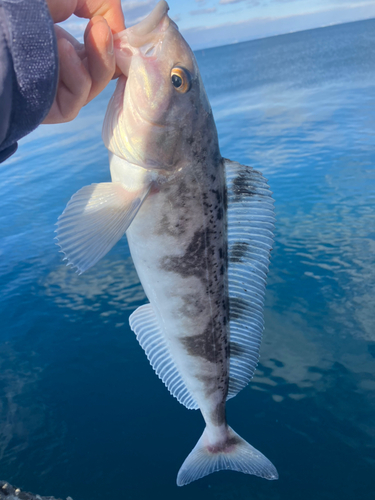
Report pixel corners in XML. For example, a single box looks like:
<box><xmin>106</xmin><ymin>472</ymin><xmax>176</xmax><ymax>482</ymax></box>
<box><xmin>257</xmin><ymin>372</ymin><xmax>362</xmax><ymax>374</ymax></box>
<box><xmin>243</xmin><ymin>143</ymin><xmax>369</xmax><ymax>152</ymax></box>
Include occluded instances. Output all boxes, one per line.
<box><xmin>129</xmin><ymin>304</ymin><xmax>199</xmax><ymax>410</ymax></box>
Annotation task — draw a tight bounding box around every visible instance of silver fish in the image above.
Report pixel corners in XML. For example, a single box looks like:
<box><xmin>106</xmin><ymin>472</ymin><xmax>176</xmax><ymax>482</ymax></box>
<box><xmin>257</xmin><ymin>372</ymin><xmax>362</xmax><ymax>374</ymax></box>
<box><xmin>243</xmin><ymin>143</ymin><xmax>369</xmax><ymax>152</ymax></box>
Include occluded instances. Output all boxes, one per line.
<box><xmin>56</xmin><ymin>0</ymin><xmax>277</xmax><ymax>486</ymax></box>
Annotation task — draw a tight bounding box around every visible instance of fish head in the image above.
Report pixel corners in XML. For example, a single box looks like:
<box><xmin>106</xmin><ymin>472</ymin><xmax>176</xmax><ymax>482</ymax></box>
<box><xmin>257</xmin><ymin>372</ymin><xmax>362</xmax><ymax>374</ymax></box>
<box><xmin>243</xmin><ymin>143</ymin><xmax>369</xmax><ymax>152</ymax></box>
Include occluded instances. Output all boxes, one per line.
<box><xmin>102</xmin><ymin>0</ymin><xmax>216</xmax><ymax>171</ymax></box>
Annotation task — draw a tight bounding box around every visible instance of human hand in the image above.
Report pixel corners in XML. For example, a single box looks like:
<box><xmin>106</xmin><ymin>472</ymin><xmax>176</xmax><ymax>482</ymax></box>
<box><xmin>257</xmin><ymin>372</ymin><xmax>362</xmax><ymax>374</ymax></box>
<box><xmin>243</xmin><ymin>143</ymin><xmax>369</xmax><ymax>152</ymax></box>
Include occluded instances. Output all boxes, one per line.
<box><xmin>43</xmin><ymin>0</ymin><xmax>125</xmax><ymax>124</ymax></box>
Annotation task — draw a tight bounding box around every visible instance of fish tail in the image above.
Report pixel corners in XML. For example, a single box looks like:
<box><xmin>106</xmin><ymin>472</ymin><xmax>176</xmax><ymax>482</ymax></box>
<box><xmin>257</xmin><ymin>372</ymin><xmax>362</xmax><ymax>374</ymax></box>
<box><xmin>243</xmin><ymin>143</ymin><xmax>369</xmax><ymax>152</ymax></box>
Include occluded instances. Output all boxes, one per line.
<box><xmin>176</xmin><ymin>425</ymin><xmax>278</xmax><ymax>486</ymax></box>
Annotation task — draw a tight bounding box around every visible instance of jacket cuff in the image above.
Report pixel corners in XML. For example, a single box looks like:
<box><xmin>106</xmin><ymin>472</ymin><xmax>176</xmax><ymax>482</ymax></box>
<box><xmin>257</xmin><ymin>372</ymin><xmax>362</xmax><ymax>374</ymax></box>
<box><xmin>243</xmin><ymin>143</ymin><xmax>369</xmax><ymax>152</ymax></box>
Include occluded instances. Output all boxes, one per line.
<box><xmin>0</xmin><ymin>142</ymin><xmax>17</xmax><ymax>163</ymax></box>
<box><xmin>0</xmin><ymin>0</ymin><xmax>58</xmax><ymax>152</ymax></box>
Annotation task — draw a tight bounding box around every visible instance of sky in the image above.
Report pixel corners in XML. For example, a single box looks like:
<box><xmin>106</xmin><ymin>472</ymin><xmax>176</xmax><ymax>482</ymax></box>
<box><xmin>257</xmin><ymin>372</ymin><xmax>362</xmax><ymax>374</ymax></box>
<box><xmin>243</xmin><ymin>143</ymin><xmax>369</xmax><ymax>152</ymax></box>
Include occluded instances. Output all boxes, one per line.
<box><xmin>60</xmin><ymin>0</ymin><xmax>375</xmax><ymax>50</ymax></box>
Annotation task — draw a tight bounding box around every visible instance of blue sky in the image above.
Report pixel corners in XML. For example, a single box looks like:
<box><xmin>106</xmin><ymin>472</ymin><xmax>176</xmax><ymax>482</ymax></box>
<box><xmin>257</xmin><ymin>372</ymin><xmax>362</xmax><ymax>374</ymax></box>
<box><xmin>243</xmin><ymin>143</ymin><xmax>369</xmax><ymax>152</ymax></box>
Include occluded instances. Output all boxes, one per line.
<box><xmin>61</xmin><ymin>0</ymin><xmax>375</xmax><ymax>49</ymax></box>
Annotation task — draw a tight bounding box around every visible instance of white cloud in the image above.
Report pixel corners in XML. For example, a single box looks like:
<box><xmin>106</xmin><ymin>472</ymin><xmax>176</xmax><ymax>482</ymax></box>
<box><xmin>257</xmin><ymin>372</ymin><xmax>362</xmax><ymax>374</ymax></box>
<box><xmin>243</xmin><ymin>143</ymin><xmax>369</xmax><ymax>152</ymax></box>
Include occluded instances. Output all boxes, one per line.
<box><xmin>219</xmin><ymin>0</ymin><xmax>248</xmax><ymax>4</ymax></box>
<box><xmin>190</xmin><ymin>8</ymin><xmax>217</xmax><ymax>15</ymax></box>
<box><xmin>121</xmin><ymin>0</ymin><xmax>154</xmax><ymax>10</ymax></box>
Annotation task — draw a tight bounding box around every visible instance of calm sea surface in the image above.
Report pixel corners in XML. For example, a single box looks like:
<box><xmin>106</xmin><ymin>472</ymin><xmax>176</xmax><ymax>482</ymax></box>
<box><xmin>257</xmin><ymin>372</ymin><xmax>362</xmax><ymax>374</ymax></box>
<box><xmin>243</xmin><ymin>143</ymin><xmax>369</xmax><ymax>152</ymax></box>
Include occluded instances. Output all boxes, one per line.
<box><xmin>0</xmin><ymin>19</ymin><xmax>374</xmax><ymax>500</ymax></box>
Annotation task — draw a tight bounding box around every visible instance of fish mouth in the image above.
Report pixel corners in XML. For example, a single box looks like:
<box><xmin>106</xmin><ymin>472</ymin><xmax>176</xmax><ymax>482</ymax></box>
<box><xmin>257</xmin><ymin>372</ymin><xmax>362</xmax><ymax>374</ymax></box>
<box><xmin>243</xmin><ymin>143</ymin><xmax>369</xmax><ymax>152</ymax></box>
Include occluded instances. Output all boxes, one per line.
<box><xmin>114</xmin><ymin>0</ymin><xmax>170</xmax><ymax>77</ymax></box>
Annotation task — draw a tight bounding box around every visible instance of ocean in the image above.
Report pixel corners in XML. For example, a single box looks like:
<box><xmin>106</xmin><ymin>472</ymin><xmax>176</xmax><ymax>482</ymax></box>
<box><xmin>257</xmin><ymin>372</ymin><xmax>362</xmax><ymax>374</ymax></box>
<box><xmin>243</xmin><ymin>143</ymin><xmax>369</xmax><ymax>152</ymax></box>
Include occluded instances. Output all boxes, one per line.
<box><xmin>0</xmin><ymin>18</ymin><xmax>374</xmax><ymax>500</ymax></box>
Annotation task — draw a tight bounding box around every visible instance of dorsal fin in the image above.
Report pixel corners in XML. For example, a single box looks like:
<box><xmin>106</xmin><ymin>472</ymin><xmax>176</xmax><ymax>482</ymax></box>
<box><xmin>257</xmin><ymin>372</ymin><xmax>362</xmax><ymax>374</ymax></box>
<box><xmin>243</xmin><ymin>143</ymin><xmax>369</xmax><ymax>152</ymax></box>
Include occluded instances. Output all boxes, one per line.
<box><xmin>224</xmin><ymin>159</ymin><xmax>275</xmax><ymax>399</ymax></box>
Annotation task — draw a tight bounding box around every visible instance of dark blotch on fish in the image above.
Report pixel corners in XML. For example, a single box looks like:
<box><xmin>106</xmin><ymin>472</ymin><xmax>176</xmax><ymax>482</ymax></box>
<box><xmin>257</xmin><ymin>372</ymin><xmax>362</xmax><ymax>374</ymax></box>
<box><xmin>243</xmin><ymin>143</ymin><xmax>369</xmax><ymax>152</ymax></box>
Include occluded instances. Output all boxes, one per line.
<box><xmin>180</xmin><ymin>316</ymin><xmax>225</xmax><ymax>363</ymax></box>
<box><xmin>211</xmin><ymin>188</ymin><xmax>222</xmax><ymax>205</ymax></box>
<box><xmin>207</xmin><ymin>434</ymin><xmax>241</xmax><ymax>453</ymax></box>
<box><xmin>229</xmin><ymin>296</ymin><xmax>249</xmax><ymax>321</ymax></box>
<box><xmin>219</xmin><ymin>246</ymin><xmax>228</xmax><ymax>267</ymax></box>
<box><xmin>171</xmin><ymin>179</ymin><xmax>191</xmax><ymax>210</ymax></box>
<box><xmin>179</xmin><ymin>293</ymin><xmax>206</xmax><ymax>318</ymax></box>
<box><xmin>210</xmin><ymin>401</ymin><xmax>226</xmax><ymax>427</ymax></box>
<box><xmin>161</xmin><ymin>228</ymin><xmax>211</xmax><ymax>280</ymax></box>
<box><xmin>196</xmin><ymin>374</ymin><xmax>222</xmax><ymax>398</ymax></box>
<box><xmin>229</xmin><ymin>241</ymin><xmax>249</xmax><ymax>263</ymax></box>
<box><xmin>156</xmin><ymin>180</ymin><xmax>194</xmax><ymax>237</ymax></box>
<box><xmin>230</xmin><ymin>341</ymin><xmax>246</xmax><ymax>357</ymax></box>
<box><xmin>223</xmin><ymin>184</ymin><xmax>228</xmax><ymax>211</ymax></box>
<box><xmin>231</xmin><ymin>168</ymin><xmax>258</xmax><ymax>202</ymax></box>
<box><xmin>158</xmin><ymin>213</ymin><xmax>189</xmax><ymax>237</ymax></box>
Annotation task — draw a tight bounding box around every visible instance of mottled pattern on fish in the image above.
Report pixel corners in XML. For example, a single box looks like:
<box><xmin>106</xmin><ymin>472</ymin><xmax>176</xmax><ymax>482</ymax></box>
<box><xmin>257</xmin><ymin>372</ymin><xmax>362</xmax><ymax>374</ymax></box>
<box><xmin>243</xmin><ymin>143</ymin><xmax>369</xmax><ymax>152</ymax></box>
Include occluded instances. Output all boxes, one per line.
<box><xmin>126</xmin><ymin>142</ymin><xmax>230</xmax><ymax>427</ymax></box>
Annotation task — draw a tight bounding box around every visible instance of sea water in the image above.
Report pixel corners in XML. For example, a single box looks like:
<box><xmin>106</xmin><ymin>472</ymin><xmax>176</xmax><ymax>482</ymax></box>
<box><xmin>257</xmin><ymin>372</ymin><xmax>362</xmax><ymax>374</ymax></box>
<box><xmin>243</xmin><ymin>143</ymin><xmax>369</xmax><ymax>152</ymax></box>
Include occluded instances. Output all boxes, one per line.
<box><xmin>0</xmin><ymin>18</ymin><xmax>374</xmax><ymax>500</ymax></box>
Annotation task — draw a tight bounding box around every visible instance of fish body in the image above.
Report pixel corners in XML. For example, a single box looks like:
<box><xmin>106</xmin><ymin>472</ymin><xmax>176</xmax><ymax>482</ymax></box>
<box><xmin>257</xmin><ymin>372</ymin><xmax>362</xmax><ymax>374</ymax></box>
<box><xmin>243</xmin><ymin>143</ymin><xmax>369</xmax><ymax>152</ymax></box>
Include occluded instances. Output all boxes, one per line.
<box><xmin>126</xmin><ymin>157</ymin><xmax>229</xmax><ymax>420</ymax></box>
<box><xmin>56</xmin><ymin>0</ymin><xmax>277</xmax><ymax>486</ymax></box>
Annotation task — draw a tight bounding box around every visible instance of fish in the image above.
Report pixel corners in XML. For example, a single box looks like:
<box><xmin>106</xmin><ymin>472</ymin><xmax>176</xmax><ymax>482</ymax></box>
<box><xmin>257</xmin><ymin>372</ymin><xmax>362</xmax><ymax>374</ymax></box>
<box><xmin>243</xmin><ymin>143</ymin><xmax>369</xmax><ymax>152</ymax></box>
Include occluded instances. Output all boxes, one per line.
<box><xmin>55</xmin><ymin>0</ymin><xmax>277</xmax><ymax>486</ymax></box>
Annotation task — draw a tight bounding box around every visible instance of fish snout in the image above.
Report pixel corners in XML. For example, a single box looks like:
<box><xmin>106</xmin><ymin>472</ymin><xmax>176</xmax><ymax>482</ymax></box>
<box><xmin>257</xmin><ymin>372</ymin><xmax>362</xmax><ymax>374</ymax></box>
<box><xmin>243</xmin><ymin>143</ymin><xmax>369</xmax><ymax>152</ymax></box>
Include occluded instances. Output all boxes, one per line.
<box><xmin>114</xmin><ymin>1</ymin><xmax>170</xmax><ymax>76</ymax></box>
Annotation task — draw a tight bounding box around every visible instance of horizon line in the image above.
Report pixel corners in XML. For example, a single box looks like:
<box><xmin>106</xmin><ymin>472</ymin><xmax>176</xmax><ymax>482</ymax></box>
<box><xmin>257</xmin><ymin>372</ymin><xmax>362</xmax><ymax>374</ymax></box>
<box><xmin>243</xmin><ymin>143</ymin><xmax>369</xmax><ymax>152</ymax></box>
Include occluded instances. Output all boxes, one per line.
<box><xmin>185</xmin><ymin>14</ymin><xmax>375</xmax><ymax>52</ymax></box>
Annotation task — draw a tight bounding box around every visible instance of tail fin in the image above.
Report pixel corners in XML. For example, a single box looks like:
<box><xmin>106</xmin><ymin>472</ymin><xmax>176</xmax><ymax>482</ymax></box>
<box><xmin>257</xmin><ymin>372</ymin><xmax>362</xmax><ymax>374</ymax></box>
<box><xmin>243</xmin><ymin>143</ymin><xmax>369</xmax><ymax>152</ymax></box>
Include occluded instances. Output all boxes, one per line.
<box><xmin>177</xmin><ymin>426</ymin><xmax>278</xmax><ymax>486</ymax></box>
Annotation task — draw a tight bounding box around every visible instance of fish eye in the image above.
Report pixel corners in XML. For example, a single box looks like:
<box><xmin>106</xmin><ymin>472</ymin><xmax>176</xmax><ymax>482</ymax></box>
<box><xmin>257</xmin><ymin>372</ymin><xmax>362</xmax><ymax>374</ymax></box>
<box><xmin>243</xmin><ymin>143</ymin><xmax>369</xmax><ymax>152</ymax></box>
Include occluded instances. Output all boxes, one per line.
<box><xmin>171</xmin><ymin>67</ymin><xmax>191</xmax><ymax>93</ymax></box>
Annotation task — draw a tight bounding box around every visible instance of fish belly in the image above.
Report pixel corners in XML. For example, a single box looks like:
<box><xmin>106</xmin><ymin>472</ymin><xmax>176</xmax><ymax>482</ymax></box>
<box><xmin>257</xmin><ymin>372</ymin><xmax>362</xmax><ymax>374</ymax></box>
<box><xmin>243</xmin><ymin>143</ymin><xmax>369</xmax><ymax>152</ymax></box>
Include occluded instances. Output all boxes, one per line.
<box><xmin>126</xmin><ymin>160</ymin><xmax>229</xmax><ymax>425</ymax></box>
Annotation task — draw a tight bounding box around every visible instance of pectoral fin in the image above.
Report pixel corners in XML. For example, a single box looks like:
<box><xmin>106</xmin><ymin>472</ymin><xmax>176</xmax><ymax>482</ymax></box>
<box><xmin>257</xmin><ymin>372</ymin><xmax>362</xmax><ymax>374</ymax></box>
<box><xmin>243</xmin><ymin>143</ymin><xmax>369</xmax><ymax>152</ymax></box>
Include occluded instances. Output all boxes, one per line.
<box><xmin>56</xmin><ymin>182</ymin><xmax>151</xmax><ymax>274</ymax></box>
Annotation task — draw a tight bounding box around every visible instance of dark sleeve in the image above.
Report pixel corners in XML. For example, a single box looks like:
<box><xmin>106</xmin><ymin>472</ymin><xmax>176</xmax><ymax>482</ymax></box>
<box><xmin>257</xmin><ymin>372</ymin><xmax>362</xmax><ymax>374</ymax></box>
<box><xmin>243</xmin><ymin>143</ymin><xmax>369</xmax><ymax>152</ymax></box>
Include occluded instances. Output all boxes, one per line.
<box><xmin>0</xmin><ymin>0</ymin><xmax>58</xmax><ymax>163</ymax></box>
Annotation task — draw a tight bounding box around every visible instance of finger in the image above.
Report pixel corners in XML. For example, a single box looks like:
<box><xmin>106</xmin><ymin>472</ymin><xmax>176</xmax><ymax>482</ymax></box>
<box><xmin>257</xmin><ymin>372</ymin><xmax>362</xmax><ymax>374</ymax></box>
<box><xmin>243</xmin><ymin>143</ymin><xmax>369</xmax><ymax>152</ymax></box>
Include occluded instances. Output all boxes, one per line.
<box><xmin>84</xmin><ymin>17</ymin><xmax>115</xmax><ymax>104</ymax></box>
<box><xmin>47</xmin><ymin>0</ymin><xmax>126</xmax><ymax>33</ymax></box>
<box><xmin>46</xmin><ymin>0</ymin><xmax>78</xmax><ymax>23</ymax></box>
<box><xmin>75</xmin><ymin>0</ymin><xmax>125</xmax><ymax>34</ymax></box>
<box><xmin>55</xmin><ymin>25</ymin><xmax>84</xmax><ymax>54</ymax></box>
<box><xmin>83</xmin><ymin>16</ymin><xmax>121</xmax><ymax>81</ymax></box>
<box><xmin>43</xmin><ymin>38</ymin><xmax>91</xmax><ymax>123</ymax></box>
